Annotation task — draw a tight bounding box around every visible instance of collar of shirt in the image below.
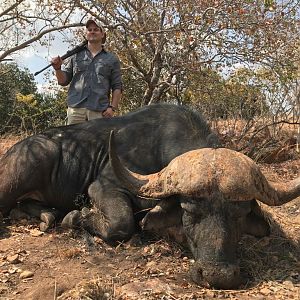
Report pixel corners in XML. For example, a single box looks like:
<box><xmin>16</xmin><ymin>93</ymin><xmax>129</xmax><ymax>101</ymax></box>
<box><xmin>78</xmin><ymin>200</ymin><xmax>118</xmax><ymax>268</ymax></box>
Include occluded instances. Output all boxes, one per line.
<box><xmin>84</xmin><ymin>45</ymin><xmax>107</xmax><ymax>55</ymax></box>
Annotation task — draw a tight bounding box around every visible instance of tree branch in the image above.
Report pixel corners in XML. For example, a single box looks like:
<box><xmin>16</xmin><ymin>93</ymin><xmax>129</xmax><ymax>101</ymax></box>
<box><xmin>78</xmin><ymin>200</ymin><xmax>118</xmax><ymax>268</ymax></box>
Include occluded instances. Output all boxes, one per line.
<box><xmin>0</xmin><ymin>23</ymin><xmax>83</xmax><ymax>62</ymax></box>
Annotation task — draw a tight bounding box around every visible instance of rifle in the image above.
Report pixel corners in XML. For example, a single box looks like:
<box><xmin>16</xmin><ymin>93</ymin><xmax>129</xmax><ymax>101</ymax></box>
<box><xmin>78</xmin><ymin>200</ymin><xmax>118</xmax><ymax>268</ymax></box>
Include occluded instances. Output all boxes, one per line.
<box><xmin>34</xmin><ymin>40</ymin><xmax>88</xmax><ymax>76</ymax></box>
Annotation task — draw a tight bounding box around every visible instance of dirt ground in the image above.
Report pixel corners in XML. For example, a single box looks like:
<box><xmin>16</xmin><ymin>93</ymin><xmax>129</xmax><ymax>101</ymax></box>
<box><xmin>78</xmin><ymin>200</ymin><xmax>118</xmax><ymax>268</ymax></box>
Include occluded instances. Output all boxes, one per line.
<box><xmin>0</xmin><ymin>137</ymin><xmax>300</xmax><ymax>300</ymax></box>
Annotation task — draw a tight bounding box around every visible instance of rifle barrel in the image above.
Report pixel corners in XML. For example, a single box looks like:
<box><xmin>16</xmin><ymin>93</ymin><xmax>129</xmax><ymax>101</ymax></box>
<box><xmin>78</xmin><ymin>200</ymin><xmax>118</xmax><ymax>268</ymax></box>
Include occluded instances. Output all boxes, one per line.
<box><xmin>34</xmin><ymin>63</ymin><xmax>52</xmax><ymax>76</ymax></box>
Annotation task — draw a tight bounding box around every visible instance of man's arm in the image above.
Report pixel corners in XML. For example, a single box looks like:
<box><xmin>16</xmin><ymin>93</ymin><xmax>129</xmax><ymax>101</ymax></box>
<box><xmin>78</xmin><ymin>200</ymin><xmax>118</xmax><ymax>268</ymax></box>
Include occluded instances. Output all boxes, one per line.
<box><xmin>102</xmin><ymin>88</ymin><xmax>122</xmax><ymax>118</ymax></box>
<box><xmin>111</xmin><ymin>88</ymin><xmax>122</xmax><ymax>110</ymax></box>
<box><xmin>110</xmin><ymin>54</ymin><xmax>123</xmax><ymax>110</ymax></box>
<box><xmin>54</xmin><ymin>69</ymin><xmax>68</xmax><ymax>85</ymax></box>
<box><xmin>102</xmin><ymin>53</ymin><xmax>123</xmax><ymax>118</ymax></box>
<box><xmin>51</xmin><ymin>56</ymin><xmax>72</xmax><ymax>86</ymax></box>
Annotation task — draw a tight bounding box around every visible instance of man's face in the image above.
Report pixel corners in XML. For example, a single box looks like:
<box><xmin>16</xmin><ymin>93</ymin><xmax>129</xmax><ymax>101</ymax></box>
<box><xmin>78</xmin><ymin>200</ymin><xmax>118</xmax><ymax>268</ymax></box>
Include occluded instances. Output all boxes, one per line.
<box><xmin>86</xmin><ymin>23</ymin><xmax>104</xmax><ymax>44</ymax></box>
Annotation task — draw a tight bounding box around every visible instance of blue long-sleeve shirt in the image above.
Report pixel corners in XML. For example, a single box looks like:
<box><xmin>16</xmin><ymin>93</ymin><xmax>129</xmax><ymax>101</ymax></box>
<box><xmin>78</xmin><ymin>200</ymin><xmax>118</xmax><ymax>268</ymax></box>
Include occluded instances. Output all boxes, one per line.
<box><xmin>61</xmin><ymin>47</ymin><xmax>122</xmax><ymax>112</ymax></box>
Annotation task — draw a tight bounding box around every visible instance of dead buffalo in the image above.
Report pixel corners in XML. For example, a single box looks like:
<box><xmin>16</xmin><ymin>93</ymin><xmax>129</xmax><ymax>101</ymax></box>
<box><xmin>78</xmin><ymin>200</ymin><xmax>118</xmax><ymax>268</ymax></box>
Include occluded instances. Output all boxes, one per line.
<box><xmin>0</xmin><ymin>103</ymin><xmax>298</xmax><ymax>289</ymax></box>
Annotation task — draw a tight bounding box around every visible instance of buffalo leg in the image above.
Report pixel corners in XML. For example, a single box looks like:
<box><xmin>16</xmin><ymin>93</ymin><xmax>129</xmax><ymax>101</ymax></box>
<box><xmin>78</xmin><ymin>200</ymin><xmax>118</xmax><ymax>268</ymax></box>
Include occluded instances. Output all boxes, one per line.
<box><xmin>61</xmin><ymin>210</ymin><xmax>82</xmax><ymax>229</ymax></box>
<box><xmin>14</xmin><ymin>200</ymin><xmax>61</xmax><ymax>231</ymax></box>
<box><xmin>87</xmin><ymin>180</ymin><xmax>135</xmax><ymax>242</ymax></box>
<box><xmin>62</xmin><ymin>180</ymin><xmax>135</xmax><ymax>244</ymax></box>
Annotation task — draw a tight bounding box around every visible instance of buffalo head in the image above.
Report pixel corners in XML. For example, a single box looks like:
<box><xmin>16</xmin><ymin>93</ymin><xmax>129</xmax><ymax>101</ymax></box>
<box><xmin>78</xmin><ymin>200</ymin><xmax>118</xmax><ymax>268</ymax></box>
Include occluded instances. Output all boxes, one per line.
<box><xmin>109</xmin><ymin>131</ymin><xmax>300</xmax><ymax>289</ymax></box>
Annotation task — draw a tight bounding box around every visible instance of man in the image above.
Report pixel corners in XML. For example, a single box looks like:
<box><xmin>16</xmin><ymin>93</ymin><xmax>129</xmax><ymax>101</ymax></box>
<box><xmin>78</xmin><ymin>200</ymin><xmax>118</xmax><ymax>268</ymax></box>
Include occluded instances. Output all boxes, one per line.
<box><xmin>51</xmin><ymin>19</ymin><xmax>122</xmax><ymax>124</ymax></box>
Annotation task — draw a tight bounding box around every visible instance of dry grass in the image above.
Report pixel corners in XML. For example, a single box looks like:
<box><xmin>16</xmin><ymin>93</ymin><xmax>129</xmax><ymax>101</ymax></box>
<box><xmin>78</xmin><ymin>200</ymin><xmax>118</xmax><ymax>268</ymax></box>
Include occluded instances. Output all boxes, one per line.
<box><xmin>58</xmin><ymin>277</ymin><xmax>115</xmax><ymax>300</ymax></box>
<box><xmin>214</xmin><ymin>118</ymin><xmax>300</xmax><ymax>163</ymax></box>
<box><xmin>57</xmin><ymin>247</ymin><xmax>82</xmax><ymax>259</ymax></box>
<box><xmin>0</xmin><ymin>135</ymin><xmax>22</xmax><ymax>156</ymax></box>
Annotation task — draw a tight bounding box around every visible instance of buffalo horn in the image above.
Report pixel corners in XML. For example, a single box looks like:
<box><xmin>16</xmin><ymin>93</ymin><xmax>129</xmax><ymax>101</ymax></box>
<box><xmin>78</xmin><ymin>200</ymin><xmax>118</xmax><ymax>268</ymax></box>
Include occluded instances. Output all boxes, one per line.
<box><xmin>109</xmin><ymin>131</ymin><xmax>153</xmax><ymax>194</ymax></box>
<box><xmin>109</xmin><ymin>131</ymin><xmax>300</xmax><ymax>206</ymax></box>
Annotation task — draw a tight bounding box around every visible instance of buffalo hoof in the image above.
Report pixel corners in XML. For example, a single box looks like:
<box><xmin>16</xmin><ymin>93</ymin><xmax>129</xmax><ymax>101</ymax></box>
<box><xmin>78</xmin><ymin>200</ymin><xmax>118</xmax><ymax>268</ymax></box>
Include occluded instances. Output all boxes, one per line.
<box><xmin>40</xmin><ymin>211</ymin><xmax>55</xmax><ymax>226</ymax></box>
<box><xmin>190</xmin><ymin>261</ymin><xmax>242</xmax><ymax>289</ymax></box>
<box><xmin>39</xmin><ymin>222</ymin><xmax>49</xmax><ymax>232</ymax></box>
<box><xmin>39</xmin><ymin>211</ymin><xmax>56</xmax><ymax>232</ymax></box>
<box><xmin>81</xmin><ymin>207</ymin><xmax>91</xmax><ymax>218</ymax></box>
<box><xmin>61</xmin><ymin>210</ymin><xmax>82</xmax><ymax>229</ymax></box>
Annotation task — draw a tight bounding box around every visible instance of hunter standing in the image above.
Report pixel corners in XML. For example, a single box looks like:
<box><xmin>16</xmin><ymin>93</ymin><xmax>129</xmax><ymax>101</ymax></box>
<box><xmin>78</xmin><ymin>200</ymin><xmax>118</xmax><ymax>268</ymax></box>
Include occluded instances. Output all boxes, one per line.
<box><xmin>51</xmin><ymin>19</ymin><xmax>122</xmax><ymax>124</ymax></box>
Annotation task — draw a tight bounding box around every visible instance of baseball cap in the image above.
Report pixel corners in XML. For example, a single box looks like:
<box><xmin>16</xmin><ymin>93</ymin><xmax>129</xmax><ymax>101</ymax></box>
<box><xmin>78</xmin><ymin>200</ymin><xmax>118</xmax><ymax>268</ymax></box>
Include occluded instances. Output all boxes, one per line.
<box><xmin>86</xmin><ymin>19</ymin><xmax>104</xmax><ymax>31</ymax></box>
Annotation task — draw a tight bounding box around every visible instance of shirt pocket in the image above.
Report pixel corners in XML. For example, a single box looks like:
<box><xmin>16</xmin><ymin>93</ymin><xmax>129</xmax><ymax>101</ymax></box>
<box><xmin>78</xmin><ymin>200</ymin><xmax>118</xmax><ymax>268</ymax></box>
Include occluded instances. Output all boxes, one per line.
<box><xmin>95</xmin><ymin>61</ymin><xmax>110</xmax><ymax>77</ymax></box>
<box><xmin>73</xmin><ymin>59</ymin><xmax>89</xmax><ymax>75</ymax></box>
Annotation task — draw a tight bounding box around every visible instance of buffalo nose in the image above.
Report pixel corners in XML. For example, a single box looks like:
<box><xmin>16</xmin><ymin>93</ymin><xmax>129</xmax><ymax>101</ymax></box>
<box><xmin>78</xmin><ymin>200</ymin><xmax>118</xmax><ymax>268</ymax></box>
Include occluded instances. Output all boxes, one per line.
<box><xmin>190</xmin><ymin>261</ymin><xmax>242</xmax><ymax>289</ymax></box>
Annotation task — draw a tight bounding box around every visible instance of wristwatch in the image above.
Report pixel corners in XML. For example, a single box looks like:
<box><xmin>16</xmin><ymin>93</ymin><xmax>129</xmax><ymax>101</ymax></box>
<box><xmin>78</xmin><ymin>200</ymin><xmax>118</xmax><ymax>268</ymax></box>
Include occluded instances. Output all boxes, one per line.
<box><xmin>108</xmin><ymin>105</ymin><xmax>117</xmax><ymax>112</ymax></box>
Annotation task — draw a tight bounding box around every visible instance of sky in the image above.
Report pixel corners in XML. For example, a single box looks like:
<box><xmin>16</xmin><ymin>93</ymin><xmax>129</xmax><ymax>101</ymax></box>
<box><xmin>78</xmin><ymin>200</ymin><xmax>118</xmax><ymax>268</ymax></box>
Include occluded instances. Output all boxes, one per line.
<box><xmin>2</xmin><ymin>0</ymin><xmax>85</xmax><ymax>93</ymax></box>
<box><xmin>14</xmin><ymin>35</ymin><xmax>71</xmax><ymax>92</ymax></box>
<box><xmin>14</xmin><ymin>26</ymin><xmax>88</xmax><ymax>94</ymax></box>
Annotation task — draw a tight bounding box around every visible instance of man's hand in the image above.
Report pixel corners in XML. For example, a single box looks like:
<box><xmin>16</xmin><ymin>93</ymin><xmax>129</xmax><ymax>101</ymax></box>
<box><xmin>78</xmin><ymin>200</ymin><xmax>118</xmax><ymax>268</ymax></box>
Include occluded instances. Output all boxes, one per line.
<box><xmin>51</xmin><ymin>56</ymin><xmax>63</xmax><ymax>70</ymax></box>
<box><xmin>102</xmin><ymin>107</ymin><xmax>114</xmax><ymax>118</ymax></box>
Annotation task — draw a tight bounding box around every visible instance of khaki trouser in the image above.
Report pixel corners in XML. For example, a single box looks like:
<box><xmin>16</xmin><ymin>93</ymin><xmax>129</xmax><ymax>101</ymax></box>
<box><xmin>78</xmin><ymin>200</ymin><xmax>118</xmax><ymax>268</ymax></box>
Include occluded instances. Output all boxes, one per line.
<box><xmin>67</xmin><ymin>107</ymin><xmax>103</xmax><ymax>125</ymax></box>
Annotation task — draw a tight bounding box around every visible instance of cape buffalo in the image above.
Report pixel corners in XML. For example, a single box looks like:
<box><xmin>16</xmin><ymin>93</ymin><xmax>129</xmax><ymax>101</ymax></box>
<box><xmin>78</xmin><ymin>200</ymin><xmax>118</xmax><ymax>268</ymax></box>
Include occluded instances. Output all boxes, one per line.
<box><xmin>0</xmin><ymin>103</ymin><xmax>299</xmax><ymax>289</ymax></box>
<box><xmin>109</xmin><ymin>132</ymin><xmax>300</xmax><ymax>289</ymax></box>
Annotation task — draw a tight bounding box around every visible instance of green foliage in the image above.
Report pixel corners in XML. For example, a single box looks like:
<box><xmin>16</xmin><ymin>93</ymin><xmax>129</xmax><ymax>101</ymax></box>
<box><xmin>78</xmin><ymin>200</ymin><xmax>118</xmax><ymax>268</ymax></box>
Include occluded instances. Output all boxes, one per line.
<box><xmin>11</xmin><ymin>91</ymin><xmax>66</xmax><ymax>133</ymax></box>
<box><xmin>179</xmin><ymin>67</ymin><xmax>269</xmax><ymax>120</ymax></box>
<box><xmin>119</xmin><ymin>69</ymin><xmax>147</xmax><ymax>113</ymax></box>
<box><xmin>0</xmin><ymin>63</ymin><xmax>36</xmax><ymax>131</ymax></box>
<box><xmin>0</xmin><ymin>63</ymin><xmax>66</xmax><ymax>134</ymax></box>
